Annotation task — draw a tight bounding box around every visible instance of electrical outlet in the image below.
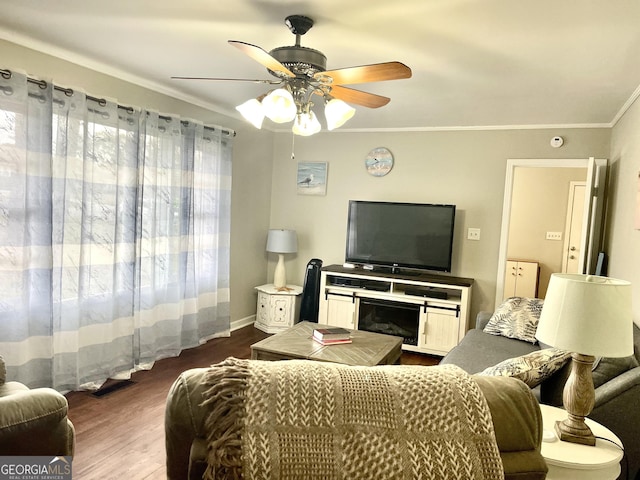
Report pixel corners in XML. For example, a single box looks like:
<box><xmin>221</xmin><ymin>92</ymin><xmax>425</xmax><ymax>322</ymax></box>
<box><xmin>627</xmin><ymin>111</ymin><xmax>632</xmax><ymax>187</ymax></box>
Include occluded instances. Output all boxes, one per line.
<box><xmin>546</xmin><ymin>231</ymin><xmax>562</xmax><ymax>241</ymax></box>
<box><xmin>467</xmin><ymin>228</ymin><xmax>481</xmax><ymax>241</ymax></box>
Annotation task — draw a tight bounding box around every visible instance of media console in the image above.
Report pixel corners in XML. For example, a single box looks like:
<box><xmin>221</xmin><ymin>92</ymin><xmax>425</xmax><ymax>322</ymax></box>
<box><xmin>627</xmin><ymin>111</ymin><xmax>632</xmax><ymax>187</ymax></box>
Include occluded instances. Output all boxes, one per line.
<box><xmin>317</xmin><ymin>264</ymin><xmax>474</xmax><ymax>356</ymax></box>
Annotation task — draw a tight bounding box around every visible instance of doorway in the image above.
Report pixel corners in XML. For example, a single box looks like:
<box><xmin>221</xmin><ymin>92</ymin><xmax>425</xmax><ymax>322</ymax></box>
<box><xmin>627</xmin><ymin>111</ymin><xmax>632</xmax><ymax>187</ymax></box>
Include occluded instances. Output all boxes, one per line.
<box><xmin>495</xmin><ymin>158</ymin><xmax>608</xmax><ymax>308</ymax></box>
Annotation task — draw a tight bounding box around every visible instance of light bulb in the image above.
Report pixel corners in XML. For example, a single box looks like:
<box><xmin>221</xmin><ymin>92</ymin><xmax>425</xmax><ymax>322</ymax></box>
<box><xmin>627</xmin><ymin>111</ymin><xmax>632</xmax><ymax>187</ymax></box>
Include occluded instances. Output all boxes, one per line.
<box><xmin>261</xmin><ymin>88</ymin><xmax>297</xmax><ymax>123</ymax></box>
<box><xmin>325</xmin><ymin>98</ymin><xmax>355</xmax><ymax>130</ymax></box>
<box><xmin>292</xmin><ymin>111</ymin><xmax>321</xmax><ymax>136</ymax></box>
<box><xmin>235</xmin><ymin>99</ymin><xmax>264</xmax><ymax>129</ymax></box>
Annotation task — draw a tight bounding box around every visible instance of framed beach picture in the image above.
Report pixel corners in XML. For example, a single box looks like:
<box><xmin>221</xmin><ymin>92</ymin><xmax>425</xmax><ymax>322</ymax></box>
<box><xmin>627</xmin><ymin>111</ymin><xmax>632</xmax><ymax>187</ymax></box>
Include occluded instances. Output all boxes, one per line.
<box><xmin>297</xmin><ymin>162</ymin><xmax>327</xmax><ymax>196</ymax></box>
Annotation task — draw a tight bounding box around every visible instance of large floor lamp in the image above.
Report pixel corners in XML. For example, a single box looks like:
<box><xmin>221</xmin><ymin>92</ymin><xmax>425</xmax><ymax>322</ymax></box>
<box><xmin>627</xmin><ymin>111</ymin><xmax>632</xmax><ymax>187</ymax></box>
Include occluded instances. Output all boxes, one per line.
<box><xmin>535</xmin><ymin>273</ymin><xmax>632</xmax><ymax>446</ymax></box>
<box><xmin>266</xmin><ymin>229</ymin><xmax>298</xmax><ymax>290</ymax></box>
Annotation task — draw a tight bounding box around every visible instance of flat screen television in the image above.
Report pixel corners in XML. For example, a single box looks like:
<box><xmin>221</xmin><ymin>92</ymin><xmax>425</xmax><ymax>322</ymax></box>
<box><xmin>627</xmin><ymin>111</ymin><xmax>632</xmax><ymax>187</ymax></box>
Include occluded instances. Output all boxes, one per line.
<box><xmin>345</xmin><ymin>200</ymin><xmax>456</xmax><ymax>273</ymax></box>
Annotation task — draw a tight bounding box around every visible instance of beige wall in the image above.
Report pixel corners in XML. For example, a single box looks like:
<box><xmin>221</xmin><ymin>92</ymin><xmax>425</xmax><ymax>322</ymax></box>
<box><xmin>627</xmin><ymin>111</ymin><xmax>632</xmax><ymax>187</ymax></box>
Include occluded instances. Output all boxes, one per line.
<box><xmin>508</xmin><ymin>167</ymin><xmax>587</xmax><ymax>297</ymax></box>
<box><xmin>269</xmin><ymin>129</ymin><xmax>610</xmax><ymax>318</ymax></box>
<box><xmin>609</xmin><ymin>97</ymin><xmax>640</xmax><ymax>326</ymax></box>
<box><xmin>0</xmin><ymin>39</ymin><xmax>273</xmax><ymax>326</ymax></box>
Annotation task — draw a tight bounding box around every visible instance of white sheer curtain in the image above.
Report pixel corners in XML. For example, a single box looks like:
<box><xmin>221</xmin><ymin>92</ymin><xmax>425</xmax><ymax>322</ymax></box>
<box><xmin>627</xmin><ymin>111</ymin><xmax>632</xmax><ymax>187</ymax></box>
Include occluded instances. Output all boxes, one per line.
<box><xmin>0</xmin><ymin>70</ymin><xmax>232</xmax><ymax>391</ymax></box>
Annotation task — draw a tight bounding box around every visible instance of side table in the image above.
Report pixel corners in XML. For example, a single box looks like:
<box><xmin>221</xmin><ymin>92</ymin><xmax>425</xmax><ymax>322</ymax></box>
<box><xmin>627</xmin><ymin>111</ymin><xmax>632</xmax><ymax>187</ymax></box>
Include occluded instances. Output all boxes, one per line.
<box><xmin>254</xmin><ymin>284</ymin><xmax>302</xmax><ymax>334</ymax></box>
<box><xmin>539</xmin><ymin>404</ymin><xmax>624</xmax><ymax>480</ymax></box>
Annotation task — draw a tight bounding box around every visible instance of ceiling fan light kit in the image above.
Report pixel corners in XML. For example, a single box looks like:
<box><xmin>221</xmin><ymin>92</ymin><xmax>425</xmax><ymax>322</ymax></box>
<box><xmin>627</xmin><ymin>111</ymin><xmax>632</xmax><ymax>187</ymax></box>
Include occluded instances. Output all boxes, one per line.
<box><xmin>261</xmin><ymin>88</ymin><xmax>297</xmax><ymax>123</ymax></box>
<box><xmin>325</xmin><ymin>98</ymin><xmax>356</xmax><ymax>131</ymax></box>
<box><xmin>292</xmin><ymin>110</ymin><xmax>321</xmax><ymax>136</ymax></box>
<box><xmin>177</xmin><ymin>14</ymin><xmax>411</xmax><ymax>136</ymax></box>
<box><xmin>235</xmin><ymin>98</ymin><xmax>265</xmax><ymax>128</ymax></box>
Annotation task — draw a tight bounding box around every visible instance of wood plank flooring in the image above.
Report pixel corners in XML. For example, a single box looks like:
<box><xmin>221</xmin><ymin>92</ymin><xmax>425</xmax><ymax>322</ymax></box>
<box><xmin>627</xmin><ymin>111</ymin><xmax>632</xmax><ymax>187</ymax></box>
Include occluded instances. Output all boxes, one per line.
<box><xmin>65</xmin><ymin>324</ymin><xmax>439</xmax><ymax>479</ymax></box>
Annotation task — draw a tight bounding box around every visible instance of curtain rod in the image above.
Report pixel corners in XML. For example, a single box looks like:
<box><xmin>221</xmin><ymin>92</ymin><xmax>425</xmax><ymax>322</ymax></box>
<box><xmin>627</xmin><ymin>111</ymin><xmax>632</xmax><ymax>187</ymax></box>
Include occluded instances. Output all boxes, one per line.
<box><xmin>0</xmin><ymin>68</ymin><xmax>236</xmax><ymax>137</ymax></box>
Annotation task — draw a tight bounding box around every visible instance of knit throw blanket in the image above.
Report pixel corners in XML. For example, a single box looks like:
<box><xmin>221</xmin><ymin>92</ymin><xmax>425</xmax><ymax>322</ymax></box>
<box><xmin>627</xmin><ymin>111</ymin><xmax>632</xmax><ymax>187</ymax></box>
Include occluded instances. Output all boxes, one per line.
<box><xmin>201</xmin><ymin>358</ymin><xmax>504</xmax><ymax>480</ymax></box>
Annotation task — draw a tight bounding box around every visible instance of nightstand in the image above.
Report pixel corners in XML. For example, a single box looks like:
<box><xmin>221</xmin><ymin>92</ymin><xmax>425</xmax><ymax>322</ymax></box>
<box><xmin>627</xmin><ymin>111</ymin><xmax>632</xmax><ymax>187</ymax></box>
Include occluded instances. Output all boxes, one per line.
<box><xmin>539</xmin><ymin>404</ymin><xmax>624</xmax><ymax>480</ymax></box>
<box><xmin>254</xmin><ymin>284</ymin><xmax>302</xmax><ymax>334</ymax></box>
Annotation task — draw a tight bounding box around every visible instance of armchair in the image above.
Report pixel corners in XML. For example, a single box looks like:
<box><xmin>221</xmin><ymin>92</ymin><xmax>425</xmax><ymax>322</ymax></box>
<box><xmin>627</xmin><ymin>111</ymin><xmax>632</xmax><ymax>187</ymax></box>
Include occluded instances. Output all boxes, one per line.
<box><xmin>0</xmin><ymin>355</ymin><xmax>75</xmax><ymax>456</ymax></box>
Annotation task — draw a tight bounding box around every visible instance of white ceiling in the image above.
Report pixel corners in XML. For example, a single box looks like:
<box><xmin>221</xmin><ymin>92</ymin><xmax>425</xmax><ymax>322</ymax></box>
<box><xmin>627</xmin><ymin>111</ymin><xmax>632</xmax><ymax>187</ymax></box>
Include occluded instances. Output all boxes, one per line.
<box><xmin>1</xmin><ymin>0</ymin><xmax>640</xmax><ymax>132</ymax></box>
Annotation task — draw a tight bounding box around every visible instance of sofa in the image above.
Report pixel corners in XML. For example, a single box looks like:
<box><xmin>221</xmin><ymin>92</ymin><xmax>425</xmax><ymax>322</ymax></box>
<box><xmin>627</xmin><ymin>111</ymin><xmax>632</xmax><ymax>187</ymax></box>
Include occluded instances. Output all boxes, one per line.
<box><xmin>441</xmin><ymin>309</ymin><xmax>640</xmax><ymax>480</ymax></box>
<box><xmin>166</xmin><ymin>357</ymin><xmax>548</xmax><ymax>480</ymax></box>
<box><xmin>0</xmin><ymin>355</ymin><xmax>75</xmax><ymax>456</ymax></box>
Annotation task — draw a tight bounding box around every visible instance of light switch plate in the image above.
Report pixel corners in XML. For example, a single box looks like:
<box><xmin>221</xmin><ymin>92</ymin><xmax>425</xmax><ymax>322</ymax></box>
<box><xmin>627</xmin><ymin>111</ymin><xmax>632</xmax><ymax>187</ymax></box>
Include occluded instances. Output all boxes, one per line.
<box><xmin>467</xmin><ymin>228</ymin><xmax>481</xmax><ymax>241</ymax></box>
<box><xmin>546</xmin><ymin>231</ymin><xmax>562</xmax><ymax>240</ymax></box>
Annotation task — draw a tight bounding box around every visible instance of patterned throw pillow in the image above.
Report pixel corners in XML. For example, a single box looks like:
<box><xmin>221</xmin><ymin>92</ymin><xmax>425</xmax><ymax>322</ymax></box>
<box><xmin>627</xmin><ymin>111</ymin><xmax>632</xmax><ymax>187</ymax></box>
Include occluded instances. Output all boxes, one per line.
<box><xmin>478</xmin><ymin>348</ymin><xmax>571</xmax><ymax>388</ymax></box>
<box><xmin>483</xmin><ymin>297</ymin><xmax>544</xmax><ymax>344</ymax></box>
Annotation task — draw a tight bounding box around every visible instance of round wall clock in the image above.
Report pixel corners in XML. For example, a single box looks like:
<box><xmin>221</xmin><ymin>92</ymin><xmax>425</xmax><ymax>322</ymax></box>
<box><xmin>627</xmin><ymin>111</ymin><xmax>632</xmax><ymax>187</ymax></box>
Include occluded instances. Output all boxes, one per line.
<box><xmin>365</xmin><ymin>147</ymin><xmax>394</xmax><ymax>177</ymax></box>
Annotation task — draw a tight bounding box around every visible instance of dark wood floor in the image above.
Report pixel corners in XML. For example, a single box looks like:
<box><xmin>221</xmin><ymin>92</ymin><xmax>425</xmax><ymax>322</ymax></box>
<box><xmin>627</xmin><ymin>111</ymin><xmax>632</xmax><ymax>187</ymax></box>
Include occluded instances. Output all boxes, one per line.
<box><xmin>65</xmin><ymin>324</ymin><xmax>440</xmax><ymax>479</ymax></box>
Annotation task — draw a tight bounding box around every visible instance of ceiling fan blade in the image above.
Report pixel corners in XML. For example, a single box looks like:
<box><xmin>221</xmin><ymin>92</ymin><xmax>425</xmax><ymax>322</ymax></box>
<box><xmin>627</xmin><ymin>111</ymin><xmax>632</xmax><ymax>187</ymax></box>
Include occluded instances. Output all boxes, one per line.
<box><xmin>228</xmin><ymin>40</ymin><xmax>295</xmax><ymax>78</ymax></box>
<box><xmin>316</xmin><ymin>62</ymin><xmax>412</xmax><ymax>85</ymax></box>
<box><xmin>171</xmin><ymin>76</ymin><xmax>281</xmax><ymax>84</ymax></box>
<box><xmin>328</xmin><ymin>85</ymin><xmax>390</xmax><ymax>108</ymax></box>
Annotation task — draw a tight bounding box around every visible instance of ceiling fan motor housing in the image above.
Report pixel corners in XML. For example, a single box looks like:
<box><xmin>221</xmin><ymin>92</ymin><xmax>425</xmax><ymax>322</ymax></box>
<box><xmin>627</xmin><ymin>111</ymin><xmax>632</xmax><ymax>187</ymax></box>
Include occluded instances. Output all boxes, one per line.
<box><xmin>269</xmin><ymin>46</ymin><xmax>327</xmax><ymax>77</ymax></box>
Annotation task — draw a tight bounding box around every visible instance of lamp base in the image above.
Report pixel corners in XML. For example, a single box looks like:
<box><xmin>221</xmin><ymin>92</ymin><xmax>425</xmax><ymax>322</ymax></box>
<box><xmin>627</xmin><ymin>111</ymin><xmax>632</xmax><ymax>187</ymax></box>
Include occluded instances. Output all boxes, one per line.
<box><xmin>273</xmin><ymin>253</ymin><xmax>287</xmax><ymax>289</ymax></box>
<box><xmin>555</xmin><ymin>419</ymin><xmax>596</xmax><ymax>446</ymax></box>
<box><xmin>558</xmin><ymin>352</ymin><xmax>597</xmax><ymax>446</ymax></box>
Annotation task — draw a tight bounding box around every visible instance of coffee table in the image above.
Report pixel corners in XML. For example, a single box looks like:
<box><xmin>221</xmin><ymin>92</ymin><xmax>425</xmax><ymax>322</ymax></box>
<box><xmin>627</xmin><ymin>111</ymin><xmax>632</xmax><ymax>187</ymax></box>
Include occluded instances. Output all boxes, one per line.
<box><xmin>250</xmin><ymin>321</ymin><xmax>403</xmax><ymax>366</ymax></box>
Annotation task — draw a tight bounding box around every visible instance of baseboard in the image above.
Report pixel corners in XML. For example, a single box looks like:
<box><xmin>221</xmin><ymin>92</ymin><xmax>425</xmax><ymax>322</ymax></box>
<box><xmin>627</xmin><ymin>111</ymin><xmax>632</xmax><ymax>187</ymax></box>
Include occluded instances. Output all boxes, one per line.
<box><xmin>231</xmin><ymin>315</ymin><xmax>255</xmax><ymax>332</ymax></box>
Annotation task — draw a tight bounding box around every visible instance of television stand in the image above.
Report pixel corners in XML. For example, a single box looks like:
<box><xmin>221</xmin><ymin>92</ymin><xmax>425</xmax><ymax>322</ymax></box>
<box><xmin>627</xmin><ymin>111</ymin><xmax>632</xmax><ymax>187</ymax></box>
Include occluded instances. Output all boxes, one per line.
<box><xmin>317</xmin><ymin>264</ymin><xmax>473</xmax><ymax>356</ymax></box>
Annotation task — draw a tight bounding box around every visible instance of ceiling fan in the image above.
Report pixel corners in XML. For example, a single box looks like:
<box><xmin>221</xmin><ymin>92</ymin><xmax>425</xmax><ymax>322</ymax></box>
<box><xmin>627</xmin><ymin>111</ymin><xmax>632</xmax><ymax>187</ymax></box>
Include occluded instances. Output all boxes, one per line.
<box><xmin>172</xmin><ymin>15</ymin><xmax>412</xmax><ymax>135</ymax></box>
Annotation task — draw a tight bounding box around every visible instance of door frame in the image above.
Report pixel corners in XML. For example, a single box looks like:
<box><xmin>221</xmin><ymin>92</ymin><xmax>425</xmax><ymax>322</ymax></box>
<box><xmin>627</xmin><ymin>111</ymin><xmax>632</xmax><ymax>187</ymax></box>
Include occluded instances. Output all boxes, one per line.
<box><xmin>495</xmin><ymin>158</ymin><xmax>608</xmax><ymax>309</ymax></box>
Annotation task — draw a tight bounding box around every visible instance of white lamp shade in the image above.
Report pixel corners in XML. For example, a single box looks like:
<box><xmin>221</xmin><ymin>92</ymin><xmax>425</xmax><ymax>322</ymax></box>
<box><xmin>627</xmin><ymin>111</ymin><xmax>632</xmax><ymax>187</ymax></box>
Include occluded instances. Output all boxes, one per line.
<box><xmin>325</xmin><ymin>98</ymin><xmax>355</xmax><ymax>130</ymax></box>
<box><xmin>292</xmin><ymin>111</ymin><xmax>321</xmax><ymax>136</ymax></box>
<box><xmin>235</xmin><ymin>99</ymin><xmax>264</xmax><ymax>129</ymax></box>
<box><xmin>535</xmin><ymin>274</ymin><xmax>633</xmax><ymax>358</ymax></box>
<box><xmin>261</xmin><ymin>89</ymin><xmax>297</xmax><ymax>123</ymax></box>
<box><xmin>266</xmin><ymin>229</ymin><xmax>297</xmax><ymax>254</ymax></box>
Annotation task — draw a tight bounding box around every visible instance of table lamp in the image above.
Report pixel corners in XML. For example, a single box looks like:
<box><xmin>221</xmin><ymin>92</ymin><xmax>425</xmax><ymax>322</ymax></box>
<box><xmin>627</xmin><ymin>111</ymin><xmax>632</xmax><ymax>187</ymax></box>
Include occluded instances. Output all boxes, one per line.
<box><xmin>266</xmin><ymin>229</ymin><xmax>298</xmax><ymax>289</ymax></box>
<box><xmin>535</xmin><ymin>273</ymin><xmax>632</xmax><ymax>446</ymax></box>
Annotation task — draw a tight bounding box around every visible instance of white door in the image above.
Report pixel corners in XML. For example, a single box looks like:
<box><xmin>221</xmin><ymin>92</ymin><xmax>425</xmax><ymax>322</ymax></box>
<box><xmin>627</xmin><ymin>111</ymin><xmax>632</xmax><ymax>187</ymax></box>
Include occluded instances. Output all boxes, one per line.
<box><xmin>562</xmin><ymin>182</ymin><xmax>586</xmax><ymax>273</ymax></box>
